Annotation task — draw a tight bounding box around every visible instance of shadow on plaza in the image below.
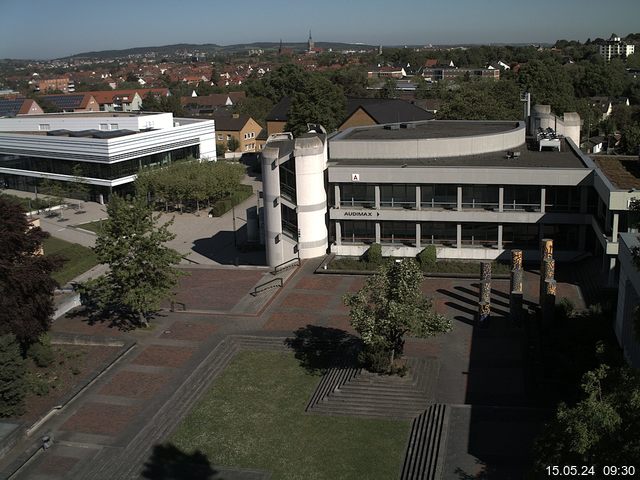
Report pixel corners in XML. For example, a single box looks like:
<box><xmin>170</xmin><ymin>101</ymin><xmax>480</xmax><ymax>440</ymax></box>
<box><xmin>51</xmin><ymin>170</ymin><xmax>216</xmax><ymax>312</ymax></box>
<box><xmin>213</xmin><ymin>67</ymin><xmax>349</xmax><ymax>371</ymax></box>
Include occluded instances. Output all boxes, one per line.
<box><xmin>437</xmin><ymin>280</ymin><xmax>546</xmax><ymax>478</ymax></box>
<box><xmin>192</xmin><ymin>227</ymin><xmax>266</xmax><ymax>266</ymax></box>
<box><xmin>285</xmin><ymin>325</ymin><xmax>362</xmax><ymax>373</ymax></box>
<box><xmin>142</xmin><ymin>443</ymin><xmax>219</xmax><ymax>480</ymax></box>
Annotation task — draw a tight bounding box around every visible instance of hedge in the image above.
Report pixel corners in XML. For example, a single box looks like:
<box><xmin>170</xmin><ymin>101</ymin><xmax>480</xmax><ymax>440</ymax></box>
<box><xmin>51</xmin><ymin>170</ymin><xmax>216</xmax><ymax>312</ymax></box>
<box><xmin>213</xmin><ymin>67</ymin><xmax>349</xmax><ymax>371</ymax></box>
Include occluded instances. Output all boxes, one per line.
<box><xmin>209</xmin><ymin>184</ymin><xmax>254</xmax><ymax>217</ymax></box>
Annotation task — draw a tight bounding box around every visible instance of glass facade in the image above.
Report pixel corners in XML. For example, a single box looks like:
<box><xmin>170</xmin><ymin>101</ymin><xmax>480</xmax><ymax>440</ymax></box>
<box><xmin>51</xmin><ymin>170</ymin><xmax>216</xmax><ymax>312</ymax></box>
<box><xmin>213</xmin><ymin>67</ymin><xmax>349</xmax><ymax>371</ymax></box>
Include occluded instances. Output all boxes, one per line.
<box><xmin>420</xmin><ymin>184</ymin><xmax>457</xmax><ymax>209</ymax></box>
<box><xmin>380</xmin><ymin>221</ymin><xmax>415</xmax><ymax>245</ymax></box>
<box><xmin>462</xmin><ymin>185</ymin><xmax>499</xmax><ymax>210</ymax></box>
<box><xmin>341</xmin><ymin>221</ymin><xmax>375</xmax><ymax>244</ymax></box>
<box><xmin>380</xmin><ymin>184</ymin><xmax>416</xmax><ymax>208</ymax></box>
<box><xmin>0</xmin><ymin>145</ymin><xmax>199</xmax><ymax>181</ymax></box>
<box><xmin>461</xmin><ymin>223</ymin><xmax>497</xmax><ymax>247</ymax></box>
<box><xmin>340</xmin><ymin>183</ymin><xmax>375</xmax><ymax>207</ymax></box>
<box><xmin>279</xmin><ymin>160</ymin><xmax>296</xmax><ymax>201</ymax></box>
<box><xmin>502</xmin><ymin>224</ymin><xmax>539</xmax><ymax>248</ymax></box>
<box><xmin>503</xmin><ymin>186</ymin><xmax>541</xmax><ymax>211</ymax></box>
<box><xmin>281</xmin><ymin>204</ymin><xmax>298</xmax><ymax>240</ymax></box>
<box><xmin>545</xmin><ymin>186</ymin><xmax>580</xmax><ymax>212</ymax></box>
<box><xmin>420</xmin><ymin>222</ymin><xmax>457</xmax><ymax>246</ymax></box>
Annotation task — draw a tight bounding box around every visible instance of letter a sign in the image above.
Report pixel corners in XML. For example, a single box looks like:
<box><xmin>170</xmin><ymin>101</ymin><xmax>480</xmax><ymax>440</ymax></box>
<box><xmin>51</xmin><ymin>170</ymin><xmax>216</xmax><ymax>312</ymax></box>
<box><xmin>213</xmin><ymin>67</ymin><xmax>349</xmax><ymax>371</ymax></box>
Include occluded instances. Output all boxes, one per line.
<box><xmin>351</xmin><ymin>173</ymin><xmax>360</xmax><ymax>182</ymax></box>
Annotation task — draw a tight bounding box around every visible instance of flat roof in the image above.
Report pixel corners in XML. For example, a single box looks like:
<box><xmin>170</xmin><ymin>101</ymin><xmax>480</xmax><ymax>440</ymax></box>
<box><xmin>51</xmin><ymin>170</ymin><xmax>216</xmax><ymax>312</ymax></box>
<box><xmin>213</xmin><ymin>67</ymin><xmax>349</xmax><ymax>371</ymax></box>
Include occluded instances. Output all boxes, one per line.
<box><xmin>338</xmin><ymin>120</ymin><xmax>520</xmax><ymax>141</ymax></box>
<box><xmin>330</xmin><ymin>138</ymin><xmax>588</xmax><ymax>169</ymax></box>
<box><xmin>8</xmin><ymin>111</ymin><xmax>164</xmax><ymax>119</ymax></box>
<box><xmin>594</xmin><ymin>156</ymin><xmax>640</xmax><ymax>189</ymax></box>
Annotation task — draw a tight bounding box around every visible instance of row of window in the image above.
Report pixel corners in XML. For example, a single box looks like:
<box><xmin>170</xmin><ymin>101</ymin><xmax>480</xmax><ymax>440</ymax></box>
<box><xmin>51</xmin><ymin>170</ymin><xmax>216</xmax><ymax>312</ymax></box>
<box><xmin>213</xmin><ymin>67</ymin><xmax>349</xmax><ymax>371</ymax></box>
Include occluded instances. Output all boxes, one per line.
<box><xmin>0</xmin><ymin>145</ymin><xmax>199</xmax><ymax>180</ymax></box>
<box><xmin>337</xmin><ymin>221</ymin><xmax>580</xmax><ymax>250</ymax></box>
<box><xmin>337</xmin><ymin>184</ymin><xmax>586</xmax><ymax>212</ymax></box>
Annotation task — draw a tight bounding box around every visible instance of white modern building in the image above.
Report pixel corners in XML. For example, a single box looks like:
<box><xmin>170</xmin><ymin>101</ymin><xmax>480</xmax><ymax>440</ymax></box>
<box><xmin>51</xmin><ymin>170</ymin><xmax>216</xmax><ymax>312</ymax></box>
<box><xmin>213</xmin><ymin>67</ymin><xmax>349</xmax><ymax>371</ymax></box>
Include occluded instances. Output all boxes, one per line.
<box><xmin>599</xmin><ymin>34</ymin><xmax>635</xmax><ymax>62</ymax></box>
<box><xmin>259</xmin><ymin>106</ymin><xmax>640</xmax><ymax>290</ymax></box>
<box><xmin>0</xmin><ymin>112</ymin><xmax>216</xmax><ymax>202</ymax></box>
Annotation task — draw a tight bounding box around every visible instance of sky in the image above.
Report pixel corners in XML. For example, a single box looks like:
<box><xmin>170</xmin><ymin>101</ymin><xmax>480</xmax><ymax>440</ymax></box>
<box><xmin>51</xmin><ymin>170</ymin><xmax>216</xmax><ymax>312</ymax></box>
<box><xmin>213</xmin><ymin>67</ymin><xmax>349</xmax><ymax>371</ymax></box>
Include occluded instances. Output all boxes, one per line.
<box><xmin>1</xmin><ymin>0</ymin><xmax>639</xmax><ymax>59</ymax></box>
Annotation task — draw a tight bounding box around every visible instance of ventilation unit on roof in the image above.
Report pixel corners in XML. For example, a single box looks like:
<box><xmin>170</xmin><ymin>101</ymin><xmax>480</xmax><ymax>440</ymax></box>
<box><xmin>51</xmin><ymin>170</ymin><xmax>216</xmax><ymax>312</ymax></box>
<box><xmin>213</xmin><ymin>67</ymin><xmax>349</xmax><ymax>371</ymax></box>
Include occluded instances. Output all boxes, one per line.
<box><xmin>389</xmin><ymin>124</ymin><xmax>400</xmax><ymax>130</ymax></box>
<box><xmin>400</xmin><ymin>123</ymin><xmax>416</xmax><ymax>129</ymax></box>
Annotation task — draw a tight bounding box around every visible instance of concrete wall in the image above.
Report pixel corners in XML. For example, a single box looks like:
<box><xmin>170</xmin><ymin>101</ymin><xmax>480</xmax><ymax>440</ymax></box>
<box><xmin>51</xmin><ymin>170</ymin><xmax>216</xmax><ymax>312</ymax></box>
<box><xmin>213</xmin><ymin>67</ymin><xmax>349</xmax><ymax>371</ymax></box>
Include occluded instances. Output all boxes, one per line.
<box><xmin>0</xmin><ymin>112</ymin><xmax>174</xmax><ymax>132</ymax></box>
<box><xmin>616</xmin><ymin>233</ymin><xmax>640</xmax><ymax>367</ymax></box>
<box><xmin>294</xmin><ymin>135</ymin><xmax>328</xmax><ymax>260</ymax></box>
<box><xmin>330</xmin><ymin>122</ymin><xmax>525</xmax><ymax>160</ymax></box>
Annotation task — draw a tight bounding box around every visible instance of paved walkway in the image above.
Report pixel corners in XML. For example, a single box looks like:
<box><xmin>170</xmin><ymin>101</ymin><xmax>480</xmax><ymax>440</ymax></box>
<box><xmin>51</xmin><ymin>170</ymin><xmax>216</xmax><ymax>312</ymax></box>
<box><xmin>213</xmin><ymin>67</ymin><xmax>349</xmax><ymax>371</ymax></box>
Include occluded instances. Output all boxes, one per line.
<box><xmin>0</xmin><ymin>258</ymin><xmax>586</xmax><ymax>479</ymax></box>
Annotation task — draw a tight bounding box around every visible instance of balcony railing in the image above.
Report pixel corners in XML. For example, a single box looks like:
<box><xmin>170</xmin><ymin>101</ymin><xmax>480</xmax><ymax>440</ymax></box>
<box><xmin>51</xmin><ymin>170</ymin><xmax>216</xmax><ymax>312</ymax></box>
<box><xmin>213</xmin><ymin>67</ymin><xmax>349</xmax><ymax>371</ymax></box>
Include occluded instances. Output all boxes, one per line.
<box><xmin>340</xmin><ymin>199</ymin><xmax>375</xmax><ymax>208</ymax></box>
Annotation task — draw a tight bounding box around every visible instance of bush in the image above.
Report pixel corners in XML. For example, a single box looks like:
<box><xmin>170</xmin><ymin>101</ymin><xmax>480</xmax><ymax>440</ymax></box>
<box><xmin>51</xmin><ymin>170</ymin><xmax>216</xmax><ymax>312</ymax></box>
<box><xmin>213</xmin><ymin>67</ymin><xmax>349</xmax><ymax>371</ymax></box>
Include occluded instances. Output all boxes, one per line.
<box><xmin>417</xmin><ymin>245</ymin><xmax>437</xmax><ymax>270</ymax></box>
<box><xmin>0</xmin><ymin>334</ymin><xmax>26</xmax><ymax>417</ymax></box>
<box><xmin>209</xmin><ymin>184</ymin><xmax>254</xmax><ymax>217</ymax></box>
<box><xmin>26</xmin><ymin>372</ymin><xmax>50</xmax><ymax>396</ymax></box>
<box><xmin>28</xmin><ymin>335</ymin><xmax>54</xmax><ymax>368</ymax></box>
<box><xmin>358</xmin><ymin>342</ymin><xmax>391</xmax><ymax>373</ymax></box>
<box><xmin>362</xmin><ymin>243</ymin><xmax>383</xmax><ymax>265</ymax></box>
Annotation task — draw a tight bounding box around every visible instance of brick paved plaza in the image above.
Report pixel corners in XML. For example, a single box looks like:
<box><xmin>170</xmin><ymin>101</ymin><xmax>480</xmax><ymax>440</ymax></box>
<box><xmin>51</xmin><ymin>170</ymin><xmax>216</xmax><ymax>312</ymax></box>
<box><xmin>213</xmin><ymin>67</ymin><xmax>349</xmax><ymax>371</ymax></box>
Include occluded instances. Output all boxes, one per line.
<box><xmin>2</xmin><ymin>260</ymin><xmax>587</xmax><ymax>479</ymax></box>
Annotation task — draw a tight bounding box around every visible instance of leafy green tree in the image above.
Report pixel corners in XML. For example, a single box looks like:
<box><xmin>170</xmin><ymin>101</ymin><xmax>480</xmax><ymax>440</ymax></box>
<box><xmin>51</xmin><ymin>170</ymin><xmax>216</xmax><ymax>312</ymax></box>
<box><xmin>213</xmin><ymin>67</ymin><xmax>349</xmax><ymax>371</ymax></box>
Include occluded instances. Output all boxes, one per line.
<box><xmin>328</xmin><ymin>67</ymin><xmax>370</xmax><ymax>97</ymax></box>
<box><xmin>0</xmin><ymin>196</ymin><xmax>60</xmax><ymax>349</ymax></box>
<box><xmin>438</xmin><ymin>79</ymin><xmax>522</xmax><ymax>120</ymax></box>
<box><xmin>286</xmin><ymin>74</ymin><xmax>346</xmax><ymax>135</ymax></box>
<box><xmin>77</xmin><ymin>195</ymin><xmax>182</xmax><ymax>327</ymax></box>
<box><xmin>226</xmin><ymin>136</ymin><xmax>240</xmax><ymax>152</ymax></box>
<box><xmin>620</xmin><ymin>123</ymin><xmax>640</xmax><ymax>155</ymax></box>
<box><xmin>378</xmin><ymin>78</ymin><xmax>399</xmax><ymax>99</ymax></box>
<box><xmin>344</xmin><ymin>259</ymin><xmax>451</xmax><ymax>372</ymax></box>
<box><xmin>234</xmin><ymin>96</ymin><xmax>273</xmax><ymax>127</ymax></box>
<box><xmin>141</xmin><ymin>93</ymin><xmax>184</xmax><ymax>116</ymax></box>
<box><xmin>246</xmin><ymin>64</ymin><xmax>308</xmax><ymax>104</ymax></box>
<box><xmin>533</xmin><ymin>364</ymin><xmax>640</xmax><ymax>470</ymax></box>
<box><xmin>517</xmin><ymin>59</ymin><xmax>576</xmax><ymax>114</ymax></box>
<box><xmin>0</xmin><ymin>334</ymin><xmax>26</xmax><ymax>417</ymax></box>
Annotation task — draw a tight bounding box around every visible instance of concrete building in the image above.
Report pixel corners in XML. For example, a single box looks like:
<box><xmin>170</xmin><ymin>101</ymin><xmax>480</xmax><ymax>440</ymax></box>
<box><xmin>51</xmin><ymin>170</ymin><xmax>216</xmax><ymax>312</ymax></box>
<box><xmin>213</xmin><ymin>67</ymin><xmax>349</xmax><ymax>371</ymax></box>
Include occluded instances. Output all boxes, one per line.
<box><xmin>615</xmin><ymin>233</ymin><xmax>640</xmax><ymax>367</ymax></box>
<box><xmin>0</xmin><ymin>112</ymin><xmax>215</xmax><ymax>202</ymax></box>
<box><xmin>259</xmin><ymin>105</ymin><xmax>640</xmax><ymax>292</ymax></box>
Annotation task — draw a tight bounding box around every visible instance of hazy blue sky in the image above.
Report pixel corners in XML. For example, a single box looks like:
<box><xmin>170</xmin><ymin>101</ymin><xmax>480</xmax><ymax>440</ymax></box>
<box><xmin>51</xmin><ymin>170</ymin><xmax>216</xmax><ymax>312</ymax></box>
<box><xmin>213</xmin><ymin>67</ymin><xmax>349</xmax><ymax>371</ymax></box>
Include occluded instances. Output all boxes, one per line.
<box><xmin>1</xmin><ymin>0</ymin><xmax>639</xmax><ymax>59</ymax></box>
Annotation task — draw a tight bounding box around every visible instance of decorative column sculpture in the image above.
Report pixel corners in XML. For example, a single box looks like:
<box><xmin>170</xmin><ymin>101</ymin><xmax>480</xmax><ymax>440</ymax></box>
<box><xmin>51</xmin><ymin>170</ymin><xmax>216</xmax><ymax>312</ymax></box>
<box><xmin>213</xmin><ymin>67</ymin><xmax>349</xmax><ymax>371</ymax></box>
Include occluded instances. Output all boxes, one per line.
<box><xmin>539</xmin><ymin>238</ymin><xmax>556</xmax><ymax>325</ymax></box>
<box><xmin>478</xmin><ymin>261</ymin><xmax>491</xmax><ymax>325</ymax></box>
<box><xmin>510</xmin><ymin>249</ymin><xmax>524</xmax><ymax>324</ymax></box>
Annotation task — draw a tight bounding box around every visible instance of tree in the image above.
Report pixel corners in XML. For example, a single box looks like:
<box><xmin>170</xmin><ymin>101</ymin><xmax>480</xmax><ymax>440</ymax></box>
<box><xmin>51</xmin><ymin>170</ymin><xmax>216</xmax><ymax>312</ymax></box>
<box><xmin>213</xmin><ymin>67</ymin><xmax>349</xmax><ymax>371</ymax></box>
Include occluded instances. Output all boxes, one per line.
<box><xmin>533</xmin><ymin>364</ymin><xmax>640</xmax><ymax>470</ymax></box>
<box><xmin>0</xmin><ymin>196</ymin><xmax>61</xmax><ymax>349</ymax></box>
<box><xmin>378</xmin><ymin>78</ymin><xmax>399</xmax><ymax>99</ymax></box>
<box><xmin>69</xmin><ymin>164</ymin><xmax>90</xmax><ymax>204</ymax></box>
<box><xmin>343</xmin><ymin>259</ymin><xmax>451</xmax><ymax>372</ymax></box>
<box><xmin>0</xmin><ymin>334</ymin><xmax>26</xmax><ymax>417</ymax></box>
<box><xmin>77</xmin><ymin>195</ymin><xmax>183</xmax><ymax>327</ymax></box>
<box><xmin>141</xmin><ymin>93</ymin><xmax>184</xmax><ymax>116</ymax></box>
<box><xmin>234</xmin><ymin>96</ymin><xmax>273</xmax><ymax>127</ymax></box>
<box><xmin>286</xmin><ymin>74</ymin><xmax>346</xmax><ymax>135</ymax></box>
<box><xmin>620</xmin><ymin>123</ymin><xmax>640</xmax><ymax>155</ymax></box>
<box><xmin>226</xmin><ymin>136</ymin><xmax>240</xmax><ymax>153</ymax></box>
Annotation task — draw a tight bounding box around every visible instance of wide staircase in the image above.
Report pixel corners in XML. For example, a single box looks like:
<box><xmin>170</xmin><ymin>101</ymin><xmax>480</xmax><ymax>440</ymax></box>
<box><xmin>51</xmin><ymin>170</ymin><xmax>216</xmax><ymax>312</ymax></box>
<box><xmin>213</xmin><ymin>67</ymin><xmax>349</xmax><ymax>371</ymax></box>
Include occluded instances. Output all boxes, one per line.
<box><xmin>306</xmin><ymin>358</ymin><xmax>438</xmax><ymax>419</ymax></box>
<box><xmin>400</xmin><ymin>404</ymin><xmax>449</xmax><ymax>480</ymax></box>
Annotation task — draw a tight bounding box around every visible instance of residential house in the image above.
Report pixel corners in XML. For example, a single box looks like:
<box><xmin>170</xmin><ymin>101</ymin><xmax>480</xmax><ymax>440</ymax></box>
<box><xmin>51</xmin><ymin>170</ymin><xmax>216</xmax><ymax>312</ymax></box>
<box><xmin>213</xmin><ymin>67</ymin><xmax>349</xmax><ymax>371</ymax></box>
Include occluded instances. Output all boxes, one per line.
<box><xmin>0</xmin><ymin>98</ymin><xmax>44</xmax><ymax>117</ymax></box>
<box><xmin>338</xmin><ymin>98</ymin><xmax>435</xmax><ymax>131</ymax></box>
<box><xmin>213</xmin><ymin>113</ymin><xmax>262</xmax><ymax>153</ymax></box>
<box><xmin>367</xmin><ymin>65</ymin><xmax>407</xmax><ymax>79</ymax></box>
<box><xmin>35</xmin><ymin>77</ymin><xmax>74</xmax><ymax>93</ymax></box>
<box><xmin>181</xmin><ymin>92</ymin><xmax>246</xmax><ymax>115</ymax></box>
<box><xmin>40</xmin><ymin>94</ymin><xmax>100</xmax><ymax>113</ymax></box>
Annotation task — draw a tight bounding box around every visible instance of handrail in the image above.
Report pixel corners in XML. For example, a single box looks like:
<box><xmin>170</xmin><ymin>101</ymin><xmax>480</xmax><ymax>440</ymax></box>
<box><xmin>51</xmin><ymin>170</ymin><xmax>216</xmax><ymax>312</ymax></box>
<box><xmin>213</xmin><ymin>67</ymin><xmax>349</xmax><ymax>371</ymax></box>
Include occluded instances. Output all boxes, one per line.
<box><xmin>272</xmin><ymin>257</ymin><xmax>300</xmax><ymax>274</ymax></box>
<box><xmin>252</xmin><ymin>277</ymin><xmax>283</xmax><ymax>296</ymax></box>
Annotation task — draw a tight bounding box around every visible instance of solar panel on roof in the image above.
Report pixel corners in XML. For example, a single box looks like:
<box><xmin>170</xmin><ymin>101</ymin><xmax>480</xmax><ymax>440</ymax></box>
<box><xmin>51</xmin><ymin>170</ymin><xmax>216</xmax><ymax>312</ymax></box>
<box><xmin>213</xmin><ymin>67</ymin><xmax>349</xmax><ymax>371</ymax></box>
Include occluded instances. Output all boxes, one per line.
<box><xmin>0</xmin><ymin>99</ymin><xmax>24</xmax><ymax>117</ymax></box>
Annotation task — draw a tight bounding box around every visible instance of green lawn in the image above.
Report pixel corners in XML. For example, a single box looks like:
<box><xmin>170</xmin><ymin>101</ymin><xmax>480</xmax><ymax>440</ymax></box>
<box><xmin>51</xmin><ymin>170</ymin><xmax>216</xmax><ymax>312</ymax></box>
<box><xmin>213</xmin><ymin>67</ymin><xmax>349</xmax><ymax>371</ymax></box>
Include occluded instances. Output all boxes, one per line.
<box><xmin>171</xmin><ymin>351</ymin><xmax>410</xmax><ymax>480</ymax></box>
<box><xmin>43</xmin><ymin>237</ymin><xmax>99</xmax><ymax>285</ymax></box>
<box><xmin>75</xmin><ymin>220</ymin><xmax>103</xmax><ymax>234</ymax></box>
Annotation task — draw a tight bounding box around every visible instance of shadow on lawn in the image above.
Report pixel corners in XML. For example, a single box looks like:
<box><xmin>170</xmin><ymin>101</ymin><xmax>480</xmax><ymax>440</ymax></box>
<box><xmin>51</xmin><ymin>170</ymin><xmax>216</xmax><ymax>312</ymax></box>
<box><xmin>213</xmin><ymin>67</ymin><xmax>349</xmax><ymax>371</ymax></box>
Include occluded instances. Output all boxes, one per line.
<box><xmin>142</xmin><ymin>443</ymin><xmax>218</xmax><ymax>480</ymax></box>
<box><xmin>285</xmin><ymin>325</ymin><xmax>362</xmax><ymax>374</ymax></box>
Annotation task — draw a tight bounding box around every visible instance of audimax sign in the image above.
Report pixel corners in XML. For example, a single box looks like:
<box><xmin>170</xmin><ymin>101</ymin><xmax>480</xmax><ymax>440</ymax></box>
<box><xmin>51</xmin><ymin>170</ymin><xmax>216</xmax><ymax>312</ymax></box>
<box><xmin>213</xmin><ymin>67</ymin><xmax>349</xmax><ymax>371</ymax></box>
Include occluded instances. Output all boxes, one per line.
<box><xmin>340</xmin><ymin>210</ymin><xmax>380</xmax><ymax>217</ymax></box>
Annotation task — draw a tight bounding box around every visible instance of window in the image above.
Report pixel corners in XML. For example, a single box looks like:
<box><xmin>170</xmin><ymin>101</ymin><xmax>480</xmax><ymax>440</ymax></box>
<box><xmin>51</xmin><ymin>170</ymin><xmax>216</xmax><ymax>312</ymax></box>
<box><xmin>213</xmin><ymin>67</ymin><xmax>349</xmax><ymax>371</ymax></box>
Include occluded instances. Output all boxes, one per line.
<box><xmin>38</xmin><ymin>124</ymin><xmax>50</xmax><ymax>131</ymax></box>
<box><xmin>226</xmin><ymin>134</ymin><xmax>231</xmax><ymax>141</ymax></box>
<box><xmin>110</xmin><ymin>123</ymin><xmax>119</xmax><ymax>130</ymax></box>
<box><xmin>99</xmin><ymin>123</ymin><xmax>108</xmax><ymax>131</ymax></box>
<box><xmin>217</xmin><ymin>134</ymin><xmax>223</xmax><ymax>140</ymax></box>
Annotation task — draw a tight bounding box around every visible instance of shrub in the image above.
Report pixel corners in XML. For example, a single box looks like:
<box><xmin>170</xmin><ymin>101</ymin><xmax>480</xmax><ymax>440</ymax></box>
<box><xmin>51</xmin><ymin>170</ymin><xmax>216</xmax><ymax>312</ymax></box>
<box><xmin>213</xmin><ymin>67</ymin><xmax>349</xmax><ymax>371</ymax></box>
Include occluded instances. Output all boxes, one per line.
<box><xmin>358</xmin><ymin>342</ymin><xmax>391</xmax><ymax>373</ymax></box>
<box><xmin>209</xmin><ymin>184</ymin><xmax>254</xmax><ymax>217</ymax></box>
<box><xmin>26</xmin><ymin>372</ymin><xmax>50</xmax><ymax>396</ymax></box>
<box><xmin>0</xmin><ymin>334</ymin><xmax>26</xmax><ymax>417</ymax></box>
<box><xmin>362</xmin><ymin>243</ymin><xmax>383</xmax><ymax>265</ymax></box>
<box><xmin>28</xmin><ymin>335</ymin><xmax>54</xmax><ymax>368</ymax></box>
<box><xmin>417</xmin><ymin>245</ymin><xmax>437</xmax><ymax>270</ymax></box>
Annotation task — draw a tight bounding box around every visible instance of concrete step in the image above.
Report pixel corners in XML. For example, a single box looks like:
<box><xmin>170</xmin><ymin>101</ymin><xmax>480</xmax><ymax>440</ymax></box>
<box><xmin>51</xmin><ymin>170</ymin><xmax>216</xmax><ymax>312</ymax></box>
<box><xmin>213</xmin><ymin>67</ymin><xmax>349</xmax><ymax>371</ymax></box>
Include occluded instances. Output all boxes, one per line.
<box><xmin>400</xmin><ymin>404</ymin><xmax>449</xmax><ymax>480</ymax></box>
